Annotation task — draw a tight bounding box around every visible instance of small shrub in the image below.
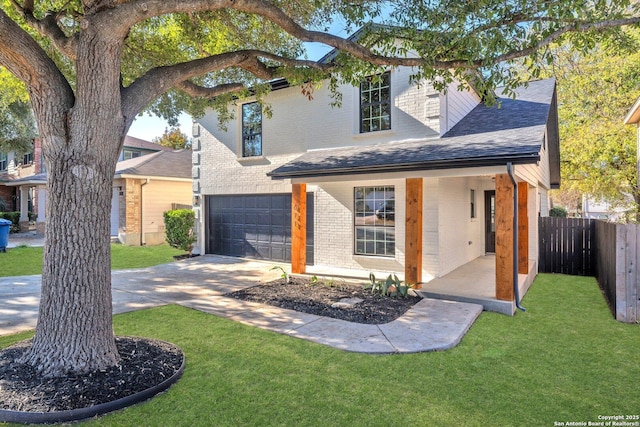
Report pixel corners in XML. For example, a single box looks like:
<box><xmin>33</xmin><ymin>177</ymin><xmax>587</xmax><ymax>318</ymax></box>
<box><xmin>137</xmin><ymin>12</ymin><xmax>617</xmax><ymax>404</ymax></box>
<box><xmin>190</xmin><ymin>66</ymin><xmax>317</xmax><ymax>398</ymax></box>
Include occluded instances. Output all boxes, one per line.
<box><xmin>163</xmin><ymin>209</ymin><xmax>197</xmax><ymax>254</ymax></box>
<box><xmin>0</xmin><ymin>212</ymin><xmax>21</xmax><ymax>233</ymax></box>
<box><xmin>549</xmin><ymin>206</ymin><xmax>568</xmax><ymax>217</ymax></box>
<box><xmin>270</xmin><ymin>265</ymin><xmax>290</xmax><ymax>283</ymax></box>
<box><xmin>366</xmin><ymin>273</ymin><xmax>414</xmax><ymax>298</ymax></box>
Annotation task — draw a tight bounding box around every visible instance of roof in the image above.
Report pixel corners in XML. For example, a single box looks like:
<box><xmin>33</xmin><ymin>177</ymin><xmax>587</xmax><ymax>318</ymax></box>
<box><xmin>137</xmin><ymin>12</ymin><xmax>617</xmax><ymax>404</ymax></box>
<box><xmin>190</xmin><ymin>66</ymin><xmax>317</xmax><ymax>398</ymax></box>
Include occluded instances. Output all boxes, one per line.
<box><xmin>114</xmin><ymin>149</ymin><xmax>192</xmax><ymax>180</ymax></box>
<box><xmin>2</xmin><ymin>172</ymin><xmax>47</xmax><ymax>187</ymax></box>
<box><xmin>122</xmin><ymin>135</ymin><xmax>173</xmax><ymax>152</ymax></box>
<box><xmin>268</xmin><ymin>79</ymin><xmax>560</xmax><ymax>187</ymax></box>
<box><xmin>4</xmin><ymin>150</ymin><xmax>192</xmax><ymax>186</ymax></box>
<box><xmin>624</xmin><ymin>96</ymin><xmax>640</xmax><ymax>124</ymax></box>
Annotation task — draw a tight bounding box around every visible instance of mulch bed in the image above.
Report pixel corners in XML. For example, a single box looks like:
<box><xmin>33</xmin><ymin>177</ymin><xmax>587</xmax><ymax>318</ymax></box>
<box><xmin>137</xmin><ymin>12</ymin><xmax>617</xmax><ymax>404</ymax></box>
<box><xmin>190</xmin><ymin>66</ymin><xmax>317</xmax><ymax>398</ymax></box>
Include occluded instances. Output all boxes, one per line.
<box><xmin>225</xmin><ymin>277</ymin><xmax>422</xmax><ymax>325</ymax></box>
<box><xmin>0</xmin><ymin>337</ymin><xmax>183</xmax><ymax>413</ymax></box>
<box><xmin>0</xmin><ymin>277</ymin><xmax>418</xmax><ymax>416</ymax></box>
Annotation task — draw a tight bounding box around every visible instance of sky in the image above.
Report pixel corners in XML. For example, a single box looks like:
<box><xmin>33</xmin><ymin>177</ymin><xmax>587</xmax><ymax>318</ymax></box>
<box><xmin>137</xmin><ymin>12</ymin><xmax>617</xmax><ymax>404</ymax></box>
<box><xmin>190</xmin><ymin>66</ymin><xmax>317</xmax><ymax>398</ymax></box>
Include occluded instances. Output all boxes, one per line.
<box><xmin>127</xmin><ymin>19</ymin><xmax>354</xmax><ymax>142</ymax></box>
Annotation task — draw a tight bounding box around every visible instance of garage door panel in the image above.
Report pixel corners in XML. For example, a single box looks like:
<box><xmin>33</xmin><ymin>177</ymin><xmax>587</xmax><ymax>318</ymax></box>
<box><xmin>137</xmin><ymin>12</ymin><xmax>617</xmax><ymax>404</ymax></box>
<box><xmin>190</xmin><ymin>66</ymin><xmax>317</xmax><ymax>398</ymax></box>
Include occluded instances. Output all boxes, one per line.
<box><xmin>206</xmin><ymin>194</ymin><xmax>314</xmax><ymax>263</ymax></box>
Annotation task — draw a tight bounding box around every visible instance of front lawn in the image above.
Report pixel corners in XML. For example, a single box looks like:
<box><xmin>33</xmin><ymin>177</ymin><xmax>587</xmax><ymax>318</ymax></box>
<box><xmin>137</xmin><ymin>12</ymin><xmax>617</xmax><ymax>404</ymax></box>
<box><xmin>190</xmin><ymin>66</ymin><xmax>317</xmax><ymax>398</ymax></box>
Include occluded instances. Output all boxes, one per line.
<box><xmin>2</xmin><ymin>273</ymin><xmax>636</xmax><ymax>426</ymax></box>
<box><xmin>0</xmin><ymin>244</ymin><xmax>183</xmax><ymax>277</ymax></box>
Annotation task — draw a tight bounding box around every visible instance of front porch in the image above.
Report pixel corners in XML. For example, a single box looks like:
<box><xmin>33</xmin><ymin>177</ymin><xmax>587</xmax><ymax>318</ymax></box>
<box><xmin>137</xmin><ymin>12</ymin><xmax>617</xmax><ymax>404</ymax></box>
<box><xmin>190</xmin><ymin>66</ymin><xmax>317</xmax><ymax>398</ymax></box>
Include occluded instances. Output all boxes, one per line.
<box><xmin>419</xmin><ymin>255</ymin><xmax>537</xmax><ymax>315</ymax></box>
<box><xmin>302</xmin><ymin>255</ymin><xmax>537</xmax><ymax>316</ymax></box>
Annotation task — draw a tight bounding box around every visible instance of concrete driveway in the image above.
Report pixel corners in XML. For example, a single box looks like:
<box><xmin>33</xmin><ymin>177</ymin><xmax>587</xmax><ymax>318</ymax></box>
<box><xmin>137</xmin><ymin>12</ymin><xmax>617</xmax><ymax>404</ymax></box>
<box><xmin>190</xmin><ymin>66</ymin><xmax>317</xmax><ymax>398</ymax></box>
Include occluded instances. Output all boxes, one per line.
<box><xmin>0</xmin><ymin>255</ymin><xmax>482</xmax><ymax>354</ymax></box>
<box><xmin>0</xmin><ymin>255</ymin><xmax>283</xmax><ymax>336</ymax></box>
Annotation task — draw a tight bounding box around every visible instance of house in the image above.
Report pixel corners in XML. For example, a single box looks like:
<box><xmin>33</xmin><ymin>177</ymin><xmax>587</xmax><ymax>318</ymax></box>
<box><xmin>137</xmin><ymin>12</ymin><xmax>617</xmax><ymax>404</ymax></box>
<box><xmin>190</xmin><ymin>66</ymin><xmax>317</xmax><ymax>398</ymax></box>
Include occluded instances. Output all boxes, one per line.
<box><xmin>118</xmin><ymin>135</ymin><xmax>174</xmax><ymax>161</ymax></box>
<box><xmin>112</xmin><ymin>149</ymin><xmax>193</xmax><ymax>245</ymax></box>
<box><xmin>1</xmin><ymin>137</ymin><xmax>191</xmax><ymax>245</ymax></box>
<box><xmin>581</xmin><ymin>196</ymin><xmax>628</xmax><ymax>221</ymax></box>
<box><xmin>0</xmin><ymin>138</ymin><xmax>45</xmax><ymax>232</ymax></box>
<box><xmin>191</xmin><ymin>64</ymin><xmax>560</xmax><ymax>314</ymax></box>
<box><xmin>624</xmin><ymin>95</ymin><xmax>640</xmax><ymax>180</ymax></box>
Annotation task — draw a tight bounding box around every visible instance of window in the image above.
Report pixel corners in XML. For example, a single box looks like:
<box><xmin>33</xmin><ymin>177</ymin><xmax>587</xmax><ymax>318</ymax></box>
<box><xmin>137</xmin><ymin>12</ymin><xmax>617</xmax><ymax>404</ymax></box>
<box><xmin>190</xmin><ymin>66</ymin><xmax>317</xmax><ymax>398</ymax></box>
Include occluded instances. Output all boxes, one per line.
<box><xmin>470</xmin><ymin>189</ymin><xmax>476</xmax><ymax>218</ymax></box>
<box><xmin>354</xmin><ymin>186</ymin><xmax>395</xmax><ymax>257</ymax></box>
<box><xmin>23</xmin><ymin>152</ymin><xmax>33</xmax><ymax>165</ymax></box>
<box><xmin>0</xmin><ymin>153</ymin><xmax>6</xmax><ymax>171</ymax></box>
<box><xmin>360</xmin><ymin>71</ymin><xmax>391</xmax><ymax>133</ymax></box>
<box><xmin>123</xmin><ymin>149</ymin><xmax>141</xmax><ymax>160</ymax></box>
<box><xmin>242</xmin><ymin>102</ymin><xmax>262</xmax><ymax>157</ymax></box>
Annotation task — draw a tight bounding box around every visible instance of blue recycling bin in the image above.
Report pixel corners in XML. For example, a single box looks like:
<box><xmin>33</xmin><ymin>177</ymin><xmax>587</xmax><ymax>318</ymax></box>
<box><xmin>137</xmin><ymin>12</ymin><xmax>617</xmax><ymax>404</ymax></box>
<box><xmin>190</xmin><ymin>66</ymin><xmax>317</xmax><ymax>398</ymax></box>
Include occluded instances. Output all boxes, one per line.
<box><xmin>0</xmin><ymin>218</ymin><xmax>11</xmax><ymax>252</ymax></box>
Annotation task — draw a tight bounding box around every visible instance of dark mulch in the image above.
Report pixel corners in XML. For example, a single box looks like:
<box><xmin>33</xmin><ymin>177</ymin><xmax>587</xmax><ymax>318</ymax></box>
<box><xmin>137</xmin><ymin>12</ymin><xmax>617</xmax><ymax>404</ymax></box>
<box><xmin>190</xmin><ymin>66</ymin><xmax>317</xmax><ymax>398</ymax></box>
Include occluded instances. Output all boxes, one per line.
<box><xmin>0</xmin><ymin>337</ymin><xmax>183</xmax><ymax>413</ymax></box>
<box><xmin>225</xmin><ymin>277</ymin><xmax>422</xmax><ymax>325</ymax></box>
<box><xmin>173</xmin><ymin>253</ymin><xmax>200</xmax><ymax>261</ymax></box>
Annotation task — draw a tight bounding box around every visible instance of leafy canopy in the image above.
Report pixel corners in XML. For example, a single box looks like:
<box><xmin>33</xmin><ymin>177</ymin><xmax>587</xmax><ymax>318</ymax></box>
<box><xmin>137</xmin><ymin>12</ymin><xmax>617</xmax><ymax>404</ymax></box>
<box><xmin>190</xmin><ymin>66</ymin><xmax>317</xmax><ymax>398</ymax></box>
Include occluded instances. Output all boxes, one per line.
<box><xmin>0</xmin><ymin>68</ymin><xmax>36</xmax><ymax>154</ymax></box>
<box><xmin>3</xmin><ymin>0</ymin><xmax>639</xmax><ymax>128</ymax></box>
<box><xmin>153</xmin><ymin>127</ymin><xmax>191</xmax><ymax>150</ymax></box>
<box><xmin>521</xmin><ymin>29</ymin><xmax>640</xmax><ymax>218</ymax></box>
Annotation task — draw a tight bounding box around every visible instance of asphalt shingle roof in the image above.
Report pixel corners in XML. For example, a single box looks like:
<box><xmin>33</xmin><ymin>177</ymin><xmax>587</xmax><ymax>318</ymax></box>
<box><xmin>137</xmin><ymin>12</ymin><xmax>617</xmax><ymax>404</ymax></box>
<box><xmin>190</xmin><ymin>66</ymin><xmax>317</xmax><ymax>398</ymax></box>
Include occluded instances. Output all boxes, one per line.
<box><xmin>115</xmin><ymin>149</ymin><xmax>192</xmax><ymax>179</ymax></box>
<box><xmin>268</xmin><ymin>79</ymin><xmax>558</xmax><ymax>180</ymax></box>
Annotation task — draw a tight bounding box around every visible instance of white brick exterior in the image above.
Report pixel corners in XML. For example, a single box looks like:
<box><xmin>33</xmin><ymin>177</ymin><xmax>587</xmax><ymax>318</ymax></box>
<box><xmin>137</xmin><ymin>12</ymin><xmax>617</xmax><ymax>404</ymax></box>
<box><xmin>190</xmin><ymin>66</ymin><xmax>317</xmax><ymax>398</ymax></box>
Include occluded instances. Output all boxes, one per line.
<box><xmin>192</xmin><ymin>70</ymin><xmax>554</xmax><ymax>281</ymax></box>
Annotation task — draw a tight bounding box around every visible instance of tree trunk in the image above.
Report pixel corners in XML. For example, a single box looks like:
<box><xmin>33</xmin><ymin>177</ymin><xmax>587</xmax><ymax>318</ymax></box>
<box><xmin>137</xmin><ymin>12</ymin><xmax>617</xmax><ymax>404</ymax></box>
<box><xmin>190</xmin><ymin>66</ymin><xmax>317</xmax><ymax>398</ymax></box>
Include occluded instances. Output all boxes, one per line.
<box><xmin>18</xmin><ymin>27</ymin><xmax>125</xmax><ymax>377</ymax></box>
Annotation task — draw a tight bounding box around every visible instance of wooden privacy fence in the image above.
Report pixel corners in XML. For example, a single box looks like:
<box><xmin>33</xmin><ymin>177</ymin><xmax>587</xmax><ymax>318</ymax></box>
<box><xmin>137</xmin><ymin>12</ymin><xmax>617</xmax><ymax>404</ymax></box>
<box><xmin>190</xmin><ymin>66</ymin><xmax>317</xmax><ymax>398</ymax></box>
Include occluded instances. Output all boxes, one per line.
<box><xmin>538</xmin><ymin>217</ymin><xmax>596</xmax><ymax>276</ymax></box>
<box><xmin>538</xmin><ymin>217</ymin><xmax>639</xmax><ymax>323</ymax></box>
<box><xmin>594</xmin><ymin>221</ymin><xmax>640</xmax><ymax>323</ymax></box>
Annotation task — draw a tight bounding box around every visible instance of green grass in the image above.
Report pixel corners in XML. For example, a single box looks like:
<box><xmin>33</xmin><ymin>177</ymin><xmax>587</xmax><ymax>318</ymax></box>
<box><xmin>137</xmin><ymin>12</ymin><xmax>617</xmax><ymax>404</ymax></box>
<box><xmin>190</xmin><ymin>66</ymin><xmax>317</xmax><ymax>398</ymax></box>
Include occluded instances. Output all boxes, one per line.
<box><xmin>0</xmin><ymin>244</ymin><xmax>183</xmax><ymax>277</ymax></box>
<box><xmin>3</xmin><ymin>273</ymin><xmax>637</xmax><ymax>426</ymax></box>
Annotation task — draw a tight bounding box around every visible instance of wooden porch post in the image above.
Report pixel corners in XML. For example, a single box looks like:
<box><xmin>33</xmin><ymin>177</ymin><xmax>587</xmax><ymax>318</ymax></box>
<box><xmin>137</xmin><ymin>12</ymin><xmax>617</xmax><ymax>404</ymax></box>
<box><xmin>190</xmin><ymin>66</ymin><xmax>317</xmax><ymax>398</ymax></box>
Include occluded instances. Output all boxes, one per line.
<box><xmin>291</xmin><ymin>183</ymin><xmax>307</xmax><ymax>274</ymax></box>
<box><xmin>518</xmin><ymin>182</ymin><xmax>529</xmax><ymax>274</ymax></box>
<box><xmin>405</xmin><ymin>178</ymin><xmax>423</xmax><ymax>286</ymax></box>
<box><xmin>495</xmin><ymin>174</ymin><xmax>514</xmax><ymax>301</ymax></box>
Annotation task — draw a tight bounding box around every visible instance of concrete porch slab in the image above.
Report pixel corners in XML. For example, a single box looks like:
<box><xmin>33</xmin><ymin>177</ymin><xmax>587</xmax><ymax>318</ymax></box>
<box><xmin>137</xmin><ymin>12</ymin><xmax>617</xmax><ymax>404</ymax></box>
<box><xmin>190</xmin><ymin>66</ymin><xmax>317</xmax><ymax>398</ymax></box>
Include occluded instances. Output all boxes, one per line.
<box><xmin>418</xmin><ymin>255</ymin><xmax>537</xmax><ymax>315</ymax></box>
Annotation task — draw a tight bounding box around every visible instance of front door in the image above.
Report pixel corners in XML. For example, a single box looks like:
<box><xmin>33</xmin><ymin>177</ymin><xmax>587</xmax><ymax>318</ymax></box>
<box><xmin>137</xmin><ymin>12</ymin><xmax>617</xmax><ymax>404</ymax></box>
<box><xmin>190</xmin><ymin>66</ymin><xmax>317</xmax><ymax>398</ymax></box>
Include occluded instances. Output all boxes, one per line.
<box><xmin>485</xmin><ymin>191</ymin><xmax>496</xmax><ymax>253</ymax></box>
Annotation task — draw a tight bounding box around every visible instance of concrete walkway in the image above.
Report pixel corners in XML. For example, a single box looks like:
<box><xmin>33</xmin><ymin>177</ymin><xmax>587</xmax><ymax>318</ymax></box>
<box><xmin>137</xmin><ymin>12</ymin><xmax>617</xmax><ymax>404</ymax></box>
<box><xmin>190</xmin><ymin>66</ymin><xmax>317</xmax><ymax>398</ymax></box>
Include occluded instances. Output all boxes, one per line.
<box><xmin>0</xmin><ymin>255</ymin><xmax>483</xmax><ymax>354</ymax></box>
<box><xmin>6</xmin><ymin>232</ymin><xmax>45</xmax><ymax>248</ymax></box>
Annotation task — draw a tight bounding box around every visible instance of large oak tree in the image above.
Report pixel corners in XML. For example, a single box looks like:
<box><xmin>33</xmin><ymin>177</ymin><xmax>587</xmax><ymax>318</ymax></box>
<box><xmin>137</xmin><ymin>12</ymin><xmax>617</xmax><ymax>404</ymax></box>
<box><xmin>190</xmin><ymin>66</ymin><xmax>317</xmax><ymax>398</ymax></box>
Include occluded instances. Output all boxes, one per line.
<box><xmin>0</xmin><ymin>0</ymin><xmax>638</xmax><ymax>377</ymax></box>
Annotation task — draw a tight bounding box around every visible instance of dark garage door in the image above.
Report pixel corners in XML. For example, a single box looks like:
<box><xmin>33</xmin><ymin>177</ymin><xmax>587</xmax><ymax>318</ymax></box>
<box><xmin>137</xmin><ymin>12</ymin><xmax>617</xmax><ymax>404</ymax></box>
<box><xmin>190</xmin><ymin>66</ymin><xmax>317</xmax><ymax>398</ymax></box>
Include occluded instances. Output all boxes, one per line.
<box><xmin>205</xmin><ymin>193</ymin><xmax>314</xmax><ymax>263</ymax></box>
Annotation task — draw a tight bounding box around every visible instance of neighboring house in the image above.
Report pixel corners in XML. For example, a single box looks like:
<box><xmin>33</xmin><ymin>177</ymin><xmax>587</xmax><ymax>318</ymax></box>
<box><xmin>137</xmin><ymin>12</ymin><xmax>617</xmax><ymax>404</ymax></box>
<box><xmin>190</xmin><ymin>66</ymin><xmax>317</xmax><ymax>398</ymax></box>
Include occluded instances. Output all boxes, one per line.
<box><xmin>118</xmin><ymin>135</ymin><xmax>173</xmax><ymax>161</ymax></box>
<box><xmin>581</xmin><ymin>195</ymin><xmax>628</xmax><ymax>221</ymax></box>
<box><xmin>0</xmin><ymin>138</ymin><xmax>45</xmax><ymax>232</ymax></box>
<box><xmin>191</xmin><ymin>54</ymin><xmax>560</xmax><ymax>313</ymax></box>
<box><xmin>112</xmin><ymin>149</ymin><xmax>192</xmax><ymax>245</ymax></box>
<box><xmin>1</xmin><ymin>137</ymin><xmax>190</xmax><ymax>244</ymax></box>
<box><xmin>624</xmin><ymin>95</ymin><xmax>640</xmax><ymax>183</ymax></box>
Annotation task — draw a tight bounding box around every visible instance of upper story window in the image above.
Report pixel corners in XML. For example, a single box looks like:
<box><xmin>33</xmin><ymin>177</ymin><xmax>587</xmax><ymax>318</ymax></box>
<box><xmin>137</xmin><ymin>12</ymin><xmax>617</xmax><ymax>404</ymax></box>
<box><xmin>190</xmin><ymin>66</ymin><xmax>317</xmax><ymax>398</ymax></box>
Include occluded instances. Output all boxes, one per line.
<box><xmin>0</xmin><ymin>153</ymin><xmax>7</xmax><ymax>171</ymax></box>
<box><xmin>242</xmin><ymin>102</ymin><xmax>262</xmax><ymax>157</ymax></box>
<box><xmin>354</xmin><ymin>186</ymin><xmax>395</xmax><ymax>257</ymax></box>
<box><xmin>123</xmin><ymin>149</ymin><xmax>142</xmax><ymax>160</ymax></box>
<box><xmin>23</xmin><ymin>152</ymin><xmax>33</xmax><ymax>165</ymax></box>
<box><xmin>360</xmin><ymin>71</ymin><xmax>391</xmax><ymax>133</ymax></box>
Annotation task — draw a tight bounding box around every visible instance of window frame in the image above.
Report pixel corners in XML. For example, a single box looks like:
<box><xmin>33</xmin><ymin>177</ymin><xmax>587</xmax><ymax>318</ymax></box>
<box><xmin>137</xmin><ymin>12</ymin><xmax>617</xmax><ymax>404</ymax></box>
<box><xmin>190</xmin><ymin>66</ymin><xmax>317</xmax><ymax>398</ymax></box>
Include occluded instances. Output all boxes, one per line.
<box><xmin>359</xmin><ymin>71</ymin><xmax>391</xmax><ymax>134</ymax></box>
<box><xmin>0</xmin><ymin>153</ymin><xmax>7</xmax><ymax>171</ymax></box>
<box><xmin>123</xmin><ymin>149</ymin><xmax>142</xmax><ymax>161</ymax></box>
<box><xmin>22</xmin><ymin>152</ymin><xmax>34</xmax><ymax>165</ymax></box>
<box><xmin>353</xmin><ymin>185</ymin><xmax>396</xmax><ymax>257</ymax></box>
<box><xmin>470</xmin><ymin>189</ymin><xmax>476</xmax><ymax>219</ymax></box>
<box><xmin>241</xmin><ymin>102</ymin><xmax>262</xmax><ymax>157</ymax></box>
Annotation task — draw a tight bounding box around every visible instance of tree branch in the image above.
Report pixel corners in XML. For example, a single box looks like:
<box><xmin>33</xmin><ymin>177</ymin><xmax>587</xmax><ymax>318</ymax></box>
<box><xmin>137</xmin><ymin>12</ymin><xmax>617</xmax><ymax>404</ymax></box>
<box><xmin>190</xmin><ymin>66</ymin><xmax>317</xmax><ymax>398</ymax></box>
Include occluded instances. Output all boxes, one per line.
<box><xmin>0</xmin><ymin>8</ymin><xmax>72</xmax><ymax>99</ymax></box>
<box><xmin>110</xmin><ymin>0</ymin><xmax>640</xmax><ymax>71</ymax></box>
<box><xmin>175</xmin><ymin>81</ymin><xmax>245</xmax><ymax>98</ymax></box>
<box><xmin>121</xmin><ymin>49</ymin><xmax>329</xmax><ymax>126</ymax></box>
<box><xmin>10</xmin><ymin>0</ymin><xmax>78</xmax><ymax>59</ymax></box>
<box><xmin>490</xmin><ymin>17</ymin><xmax>640</xmax><ymax>64</ymax></box>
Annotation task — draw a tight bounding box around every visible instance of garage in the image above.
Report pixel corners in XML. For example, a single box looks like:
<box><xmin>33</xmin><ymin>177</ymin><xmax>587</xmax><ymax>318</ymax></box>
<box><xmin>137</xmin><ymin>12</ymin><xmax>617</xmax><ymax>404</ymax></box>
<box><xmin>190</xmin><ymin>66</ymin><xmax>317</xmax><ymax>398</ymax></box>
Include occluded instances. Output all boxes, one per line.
<box><xmin>205</xmin><ymin>193</ymin><xmax>314</xmax><ymax>263</ymax></box>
